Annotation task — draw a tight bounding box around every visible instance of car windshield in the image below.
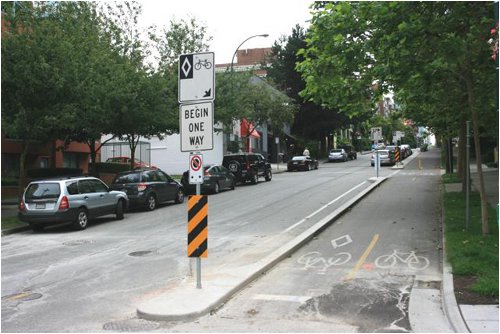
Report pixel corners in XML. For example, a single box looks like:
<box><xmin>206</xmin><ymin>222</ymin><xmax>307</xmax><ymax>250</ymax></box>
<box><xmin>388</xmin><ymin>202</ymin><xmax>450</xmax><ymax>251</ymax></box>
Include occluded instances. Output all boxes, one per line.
<box><xmin>25</xmin><ymin>183</ymin><xmax>60</xmax><ymax>200</ymax></box>
<box><xmin>330</xmin><ymin>150</ymin><xmax>342</xmax><ymax>153</ymax></box>
<box><xmin>292</xmin><ymin>156</ymin><xmax>306</xmax><ymax>161</ymax></box>
<box><xmin>223</xmin><ymin>155</ymin><xmax>246</xmax><ymax>164</ymax></box>
<box><xmin>113</xmin><ymin>172</ymin><xmax>141</xmax><ymax>184</ymax></box>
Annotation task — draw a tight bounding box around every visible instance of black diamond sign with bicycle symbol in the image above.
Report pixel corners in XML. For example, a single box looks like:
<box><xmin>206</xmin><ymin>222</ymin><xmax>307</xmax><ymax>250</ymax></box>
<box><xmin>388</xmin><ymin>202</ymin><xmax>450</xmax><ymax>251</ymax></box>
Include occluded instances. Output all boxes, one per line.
<box><xmin>178</xmin><ymin>52</ymin><xmax>215</xmax><ymax>103</ymax></box>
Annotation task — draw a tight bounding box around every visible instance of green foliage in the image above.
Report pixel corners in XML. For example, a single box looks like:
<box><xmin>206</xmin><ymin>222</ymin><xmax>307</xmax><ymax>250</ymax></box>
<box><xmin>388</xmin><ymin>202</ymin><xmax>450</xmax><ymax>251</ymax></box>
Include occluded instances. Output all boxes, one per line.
<box><xmin>444</xmin><ymin>190</ymin><xmax>498</xmax><ymax>297</ymax></box>
<box><xmin>266</xmin><ymin>24</ymin><xmax>362</xmax><ymax>142</ymax></box>
<box><xmin>215</xmin><ymin>71</ymin><xmax>297</xmax><ymax>137</ymax></box>
<box><xmin>1</xmin><ymin>216</ymin><xmax>26</xmax><ymax>231</ymax></box>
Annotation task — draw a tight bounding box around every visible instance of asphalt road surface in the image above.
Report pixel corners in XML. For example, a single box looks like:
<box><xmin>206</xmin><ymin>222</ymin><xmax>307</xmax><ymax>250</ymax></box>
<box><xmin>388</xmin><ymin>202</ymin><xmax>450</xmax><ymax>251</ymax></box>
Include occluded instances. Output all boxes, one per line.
<box><xmin>2</xmin><ymin>152</ymin><xmax>440</xmax><ymax>332</ymax></box>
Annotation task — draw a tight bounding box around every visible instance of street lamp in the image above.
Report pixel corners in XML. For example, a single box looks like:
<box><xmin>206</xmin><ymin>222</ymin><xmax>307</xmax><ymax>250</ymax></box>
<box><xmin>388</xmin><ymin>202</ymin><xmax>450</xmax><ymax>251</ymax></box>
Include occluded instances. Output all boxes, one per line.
<box><xmin>230</xmin><ymin>34</ymin><xmax>269</xmax><ymax>72</ymax></box>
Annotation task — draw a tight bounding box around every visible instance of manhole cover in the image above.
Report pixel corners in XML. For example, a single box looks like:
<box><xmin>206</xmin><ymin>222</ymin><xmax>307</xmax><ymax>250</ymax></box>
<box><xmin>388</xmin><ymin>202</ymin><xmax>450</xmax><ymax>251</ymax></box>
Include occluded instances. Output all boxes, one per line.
<box><xmin>103</xmin><ymin>319</ymin><xmax>160</xmax><ymax>332</ymax></box>
<box><xmin>2</xmin><ymin>292</ymin><xmax>42</xmax><ymax>302</ymax></box>
<box><xmin>63</xmin><ymin>240</ymin><xmax>95</xmax><ymax>246</ymax></box>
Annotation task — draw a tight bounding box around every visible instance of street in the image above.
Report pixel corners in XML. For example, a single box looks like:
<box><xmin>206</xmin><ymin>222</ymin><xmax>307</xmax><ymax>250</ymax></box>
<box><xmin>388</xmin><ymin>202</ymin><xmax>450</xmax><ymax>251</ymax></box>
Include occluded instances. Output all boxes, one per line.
<box><xmin>1</xmin><ymin>151</ymin><xmax>447</xmax><ymax>332</ymax></box>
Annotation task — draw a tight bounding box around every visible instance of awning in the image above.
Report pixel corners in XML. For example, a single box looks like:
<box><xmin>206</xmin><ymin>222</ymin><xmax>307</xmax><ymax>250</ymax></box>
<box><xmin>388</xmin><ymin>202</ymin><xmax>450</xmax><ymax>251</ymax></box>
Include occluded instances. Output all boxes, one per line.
<box><xmin>240</xmin><ymin>119</ymin><xmax>261</xmax><ymax>139</ymax></box>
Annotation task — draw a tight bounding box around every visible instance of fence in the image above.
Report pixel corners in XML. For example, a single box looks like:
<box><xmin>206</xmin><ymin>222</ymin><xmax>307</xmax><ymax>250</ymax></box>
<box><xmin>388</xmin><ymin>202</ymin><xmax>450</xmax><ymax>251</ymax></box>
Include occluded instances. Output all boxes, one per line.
<box><xmin>100</xmin><ymin>141</ymin><xmax>151</xmax><ymax>164</ymax></box>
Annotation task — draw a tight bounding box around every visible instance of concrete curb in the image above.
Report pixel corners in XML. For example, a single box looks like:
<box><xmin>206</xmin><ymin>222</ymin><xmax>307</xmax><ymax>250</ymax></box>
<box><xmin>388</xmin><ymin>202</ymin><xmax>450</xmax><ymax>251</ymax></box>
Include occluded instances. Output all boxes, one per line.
<box><xmin>137</xmin><ymin>176</ymin><xmax>388</xmax><ymax>321</ymax></box>
<box><xmin>1</xmin><ymin>226</ymin><xmax>30</xmax><ymax>236</ymax></box>
<box><xmin>440</xmin><ymin>181</ymin><xmax>471</xmax><ymax>333</ymax></box>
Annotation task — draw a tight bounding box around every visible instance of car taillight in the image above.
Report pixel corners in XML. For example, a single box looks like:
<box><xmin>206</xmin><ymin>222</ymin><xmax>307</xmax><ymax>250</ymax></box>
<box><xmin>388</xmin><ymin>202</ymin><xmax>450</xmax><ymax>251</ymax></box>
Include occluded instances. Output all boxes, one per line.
<box><xmin>59</xmin><ymin>196</ymin><xmax>69</xmax><ymax>211</ymax></box>
<box><xmin>204</xmin><ymin>170</ymin><xmax>211</xmax><ymax>176</ymax></box>
<box><xmin>19</xmin><ymin>200</ymin><xmax>25</xmax><ymax>211</ymax></box>
<box><xmin>246</xmin><ymin>162</ymin><xmax>250</xmax><ymax>170</ymax></box>
<box><xmin>138</xmin><ymin>183</ymin><xmax>147</xmax><ymax>192</ymax></box>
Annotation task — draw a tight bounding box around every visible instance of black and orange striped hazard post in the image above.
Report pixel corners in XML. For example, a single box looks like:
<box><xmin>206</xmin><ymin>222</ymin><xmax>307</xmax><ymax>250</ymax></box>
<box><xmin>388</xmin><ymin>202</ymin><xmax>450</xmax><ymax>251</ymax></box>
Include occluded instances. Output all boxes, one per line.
<box><xmin>395</xmin><ymin>147</ymin><xmax>401</xmax><ymax>165</ymax></box>
<box><xmin>188</xmin><ymin>195</ymin><xmax>208</xmax><ymax>288</ymax></box>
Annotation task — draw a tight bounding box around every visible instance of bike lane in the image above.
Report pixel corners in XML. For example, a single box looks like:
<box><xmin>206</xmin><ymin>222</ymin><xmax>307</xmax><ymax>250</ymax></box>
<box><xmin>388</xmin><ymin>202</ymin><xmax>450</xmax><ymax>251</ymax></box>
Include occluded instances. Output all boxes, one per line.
<box><xmin>164</xmin><ymin>148</ymin><xmax>454</xmax><ymax>333</ymax></box>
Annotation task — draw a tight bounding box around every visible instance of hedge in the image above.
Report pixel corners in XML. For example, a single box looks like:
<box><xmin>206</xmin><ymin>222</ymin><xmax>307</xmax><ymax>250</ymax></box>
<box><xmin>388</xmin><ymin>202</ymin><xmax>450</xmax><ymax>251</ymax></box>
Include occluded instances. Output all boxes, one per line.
<box><xmin>90</xmin><ymin>162</ymin><xmax>131</xmax><ymax>174</ymax></box>
<box><xmin>27</xmin><ymin>168</ymin><xmax>83</xmax><ymax>179</ymax></box>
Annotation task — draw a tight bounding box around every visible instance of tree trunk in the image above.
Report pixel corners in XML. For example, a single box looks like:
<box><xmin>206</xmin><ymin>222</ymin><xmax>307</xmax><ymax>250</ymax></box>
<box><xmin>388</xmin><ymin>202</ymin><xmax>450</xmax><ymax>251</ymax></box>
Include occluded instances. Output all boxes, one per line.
<box><xmin>465</xmin><ymin>71</ymin><xmax>489</xmax><ymax>235</ymax></box>
<box><xmin>88</xmin><ymin>138</ymin><xmax>98</xmax><ymax>177</ymax></box>
<box><xmin>458</xmin><ymin>120</ymin><xmax>466</xmax><ymax>192</ymax></box>
<box><xmin>128</xmin><ymin>134</ymin><xmax>138</xmax><ymax>170</ymax></box>
<box><xmin>17</xmin><ymin>140</ymin><xmax>29</xmax><ymax>201</ymax></box>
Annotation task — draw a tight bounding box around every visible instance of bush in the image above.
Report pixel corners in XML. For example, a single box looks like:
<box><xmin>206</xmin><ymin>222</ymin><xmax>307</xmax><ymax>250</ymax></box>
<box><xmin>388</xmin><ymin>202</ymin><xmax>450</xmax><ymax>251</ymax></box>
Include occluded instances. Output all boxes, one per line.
<box><xmin>27</xmin><ymin>168</ymin><xmax>82</xmax><ymax>179</ymax></box>
<box><xmin>1</xmin><ymin>177</ymin><xmax>19</xmax><ymax>186</ymax></box>
<box><xmin>90</xmin><ymin>162</ymin><xmax>131</xmax><ymax>174</ymax></box>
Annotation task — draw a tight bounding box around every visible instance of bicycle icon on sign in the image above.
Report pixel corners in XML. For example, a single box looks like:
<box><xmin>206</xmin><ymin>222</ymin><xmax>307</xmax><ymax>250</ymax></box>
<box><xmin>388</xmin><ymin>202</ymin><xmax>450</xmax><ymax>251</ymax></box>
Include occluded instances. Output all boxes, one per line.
<box><xmin>375</xmin><ymin>250</ymin><xmax>430</xmax><ymax>270</ymax></box>
<box><xmin>297</xmin><ymin>251</ymin><xmax>351</xmax><ymax>272</ymax></box>
<box><xmin>194</xmin><ymin>58</ymin><xmax>212</xmax><ymax>70</ymax></box>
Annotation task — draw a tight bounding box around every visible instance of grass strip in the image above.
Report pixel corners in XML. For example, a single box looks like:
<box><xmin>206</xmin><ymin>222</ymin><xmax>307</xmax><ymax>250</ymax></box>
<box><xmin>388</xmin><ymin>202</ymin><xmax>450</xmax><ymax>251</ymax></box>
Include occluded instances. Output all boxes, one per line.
<box><xmin>443</xmin><ymin>186</ymin><xmax>499</xmax><ymax>297</ymax></box>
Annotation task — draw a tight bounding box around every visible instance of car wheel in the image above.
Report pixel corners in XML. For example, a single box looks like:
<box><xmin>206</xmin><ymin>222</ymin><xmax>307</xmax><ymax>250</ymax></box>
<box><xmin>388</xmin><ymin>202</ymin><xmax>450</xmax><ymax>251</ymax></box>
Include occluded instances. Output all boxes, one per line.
<box><xmin>30</xmin><ymin>223</ymin><xmax>44</xmax><ymax>232</ymax></box>
<box><xmin>146</xmin><ymin>194</ymin><xmax>157</xmax><ymax>211</ymax></box>
<box><xmin>72</xmin><ymin>208</ymin><xmax>88</xmax><ymax>230</ymax></box>
<box><xmin>115</xmin><ymin>200</ymin><xmax>125</xmax><ymax>220</ymax></box>
<box><xmin>265</xmin><ymin>170</ymin><xmax>272</xmax><ymax>181</ymax></box>
<box><xmin>251</xmin><ymin>173</ymin><xmax>258</xmax><ymax>184</ymax></box>
<box><xmin>175</xmin><ymin>189</ymin><xmax>184</xmax><ymax>204</ymax></box>
<box><xmin>213</xmin><ymin>182</ymin><xmax>220</xmax><ymax>194</ymax></box>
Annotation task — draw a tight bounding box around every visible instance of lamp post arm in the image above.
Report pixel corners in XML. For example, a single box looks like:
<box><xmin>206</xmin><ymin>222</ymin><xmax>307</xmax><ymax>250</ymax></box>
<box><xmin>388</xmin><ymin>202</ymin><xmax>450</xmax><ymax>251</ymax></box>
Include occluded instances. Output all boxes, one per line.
<box><xmin>230</xmin><ymin>34</ymin><xmax>269</xmax><ymax>72</ymax></box>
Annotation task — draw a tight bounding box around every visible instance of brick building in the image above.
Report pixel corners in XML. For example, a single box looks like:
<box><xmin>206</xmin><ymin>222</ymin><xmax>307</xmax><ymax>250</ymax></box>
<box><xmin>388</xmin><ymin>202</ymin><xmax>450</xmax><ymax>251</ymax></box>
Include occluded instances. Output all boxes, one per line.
<box><xmin>215</xmin><ymin>47</ymin><xmax>271</xmax><ymax>77</ymax></box>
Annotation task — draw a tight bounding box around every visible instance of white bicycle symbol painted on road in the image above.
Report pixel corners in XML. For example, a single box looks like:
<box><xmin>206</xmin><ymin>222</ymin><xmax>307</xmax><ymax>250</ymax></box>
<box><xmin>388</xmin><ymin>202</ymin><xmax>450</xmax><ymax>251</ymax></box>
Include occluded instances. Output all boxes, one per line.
<box><xmin>375</xmin><ymin>250</ymin><xmax>430</xmax><ymax>270</ymax></box>
<box><xmin>297</xmin><ymin>251</ymin><xmax>351</xmax><ymax>272</ymax></box>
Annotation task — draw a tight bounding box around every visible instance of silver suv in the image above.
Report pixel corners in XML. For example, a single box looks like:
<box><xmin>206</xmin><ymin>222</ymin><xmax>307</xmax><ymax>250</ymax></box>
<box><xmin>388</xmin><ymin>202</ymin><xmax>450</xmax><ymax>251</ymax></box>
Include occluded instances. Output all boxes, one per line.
<box><xmin>18</xmin><ymin>176</ymin><xmax>128</xmax><ymax>232</ymax></box>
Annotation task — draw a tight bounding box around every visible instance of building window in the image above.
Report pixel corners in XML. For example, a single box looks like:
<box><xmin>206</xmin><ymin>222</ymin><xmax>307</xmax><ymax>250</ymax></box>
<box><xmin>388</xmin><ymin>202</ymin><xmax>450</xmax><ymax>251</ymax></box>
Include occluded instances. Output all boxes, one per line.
<box><xmin>63</xmin><ymin>153</ymin><xmax>79</xmax><ymax>168</ymax></box>
<box><xmin>40</xmin><ymin>157</ymin><xmax>49</xmax><ymax>168</ymax></box>
<box><xmin>1</xmin><ymin>153</ymin><xmax>20</xmax><ymax>178</ymax></box>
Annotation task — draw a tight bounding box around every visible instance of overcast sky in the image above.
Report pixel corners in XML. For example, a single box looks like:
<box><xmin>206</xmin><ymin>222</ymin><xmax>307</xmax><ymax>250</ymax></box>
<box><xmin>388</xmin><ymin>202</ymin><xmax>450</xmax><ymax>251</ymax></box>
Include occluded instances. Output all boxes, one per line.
<box><xmin>139</xmin><ymin>0</ymin><xmax>314</xmax><ymax>64</ymax></box>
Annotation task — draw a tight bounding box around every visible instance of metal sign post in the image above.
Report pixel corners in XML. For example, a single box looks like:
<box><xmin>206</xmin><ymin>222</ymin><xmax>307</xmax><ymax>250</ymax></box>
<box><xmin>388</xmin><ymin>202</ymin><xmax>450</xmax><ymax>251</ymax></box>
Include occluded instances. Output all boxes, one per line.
<box><xmin>179</xmin><ymin>52</ymin><xmax>215</xmax><ymax>290</ymax></box>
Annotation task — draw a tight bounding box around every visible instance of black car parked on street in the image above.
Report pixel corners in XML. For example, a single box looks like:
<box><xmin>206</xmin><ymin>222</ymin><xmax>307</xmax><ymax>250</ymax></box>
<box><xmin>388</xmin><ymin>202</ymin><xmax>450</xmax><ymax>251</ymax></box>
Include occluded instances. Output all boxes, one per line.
<box><xmin>181</xmin><ymin>164</ymin><xmax>236</xmax><ymax>194</ymax></box>
<box><xmin>222</xmin><ymin>153</ymin><xmax>272</xmax><ymax>184</ymax></box>
<box><xmin>109</xmin><ymin>168</ymin><xmax>184</xmax><ymax>211</ymax></box>
<box><xmin>287</xmin><ymin>156</ymin><xmax>319</xmax><ymax>172</ymax></box>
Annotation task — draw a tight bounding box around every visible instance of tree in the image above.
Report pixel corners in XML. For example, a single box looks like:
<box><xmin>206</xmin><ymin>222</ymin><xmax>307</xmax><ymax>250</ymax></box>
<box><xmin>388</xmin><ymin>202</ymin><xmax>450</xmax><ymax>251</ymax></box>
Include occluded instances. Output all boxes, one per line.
<box><xmin>1</xmin><ymin>1</ymin><xmax>103</xmax><ymax>195</ymax></box>
<box><xmin>296</xmin><ymin>2</ymin><xmax>379</xmax><ymax>120</ymax></box>
<box><xmin>266</xmin><ymin>24</ymin><xmax>363</xmax><ymax>150</ymax></box>
<box><xmin>215</xmin><ymin>71</ymin><xmax>297</xmax><ymax>152</ymax></box>
<box><xmin>297</xmin><ymin>1</ymin><xmax>497</xmax><ymax>234</ymax></box>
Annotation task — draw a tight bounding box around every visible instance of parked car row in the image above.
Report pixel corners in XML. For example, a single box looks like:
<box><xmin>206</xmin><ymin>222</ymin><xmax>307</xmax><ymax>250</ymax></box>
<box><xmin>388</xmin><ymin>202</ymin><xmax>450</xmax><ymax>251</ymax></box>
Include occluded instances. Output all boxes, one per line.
<box><xmin>18</xmin><ymin>153</ymin><xmax>275</xmax><ymax>232</ymax></box>
<box><xmin>370</xmin><ymin>144</ymin><xmax>413</xmax><ymax>166</ymax></box>
<box><xmin>327</xmin><ymin>145</ymin><xmax>358</xmax><ymax>163</ymax></box>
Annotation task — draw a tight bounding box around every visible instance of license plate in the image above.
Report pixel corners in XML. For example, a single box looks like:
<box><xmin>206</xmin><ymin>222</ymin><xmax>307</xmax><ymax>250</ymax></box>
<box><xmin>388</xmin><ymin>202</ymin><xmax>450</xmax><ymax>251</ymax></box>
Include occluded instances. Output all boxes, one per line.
<box><xmin>35</xmin><ymin>203</ymin><xmax>46</xmax><ymax>209</ymax></box>
<box><xmin>293</xmin><ymin>162</ymin><xmax>298</xmax><ymax>164</ymax></box>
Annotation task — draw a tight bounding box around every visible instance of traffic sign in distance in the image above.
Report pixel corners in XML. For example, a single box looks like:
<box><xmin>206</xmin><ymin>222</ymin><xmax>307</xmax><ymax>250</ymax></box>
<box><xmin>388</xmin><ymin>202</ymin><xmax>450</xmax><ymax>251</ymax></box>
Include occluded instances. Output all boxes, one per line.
<box><xmin>187</xmin><ymin>195</ymin><xmax>208</xmax><ymax>258</ymax></box>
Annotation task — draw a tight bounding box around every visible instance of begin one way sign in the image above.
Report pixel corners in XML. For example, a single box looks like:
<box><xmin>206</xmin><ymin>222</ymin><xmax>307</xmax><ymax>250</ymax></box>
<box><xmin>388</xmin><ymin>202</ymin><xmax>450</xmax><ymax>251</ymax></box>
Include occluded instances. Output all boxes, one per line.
<box><xmin>180</xmin><ymin>102</ymin><xmax>214</xmax><ymax>152</ymax></box>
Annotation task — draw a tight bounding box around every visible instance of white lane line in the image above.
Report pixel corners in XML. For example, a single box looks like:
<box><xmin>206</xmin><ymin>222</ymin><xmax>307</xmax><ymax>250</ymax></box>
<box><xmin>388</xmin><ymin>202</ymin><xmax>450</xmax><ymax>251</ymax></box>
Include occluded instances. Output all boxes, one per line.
<box><xmin>252</xmin><ymin>294</ymin><xmax>310</xmax><ymax>303</ymax></box>
<box><xmin>283</xmin><ymin>181</ymin><xmax>367</xmax><ymax>233</ymax></box>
